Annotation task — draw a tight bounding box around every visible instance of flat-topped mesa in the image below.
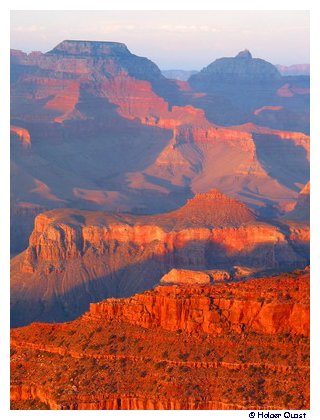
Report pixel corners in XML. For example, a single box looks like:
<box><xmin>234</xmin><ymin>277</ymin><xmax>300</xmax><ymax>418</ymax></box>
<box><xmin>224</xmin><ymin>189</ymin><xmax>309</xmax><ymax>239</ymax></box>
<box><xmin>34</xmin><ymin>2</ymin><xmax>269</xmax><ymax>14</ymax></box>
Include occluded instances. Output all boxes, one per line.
<box><xmin>19</xmin><ymin>189</ymin><xmax>299</xmax><ymax>274</ymax></box>
<box><xmin>46</xmin><ymin>40</ymin><xmax>131</xmax><ymax>57</ymax></box>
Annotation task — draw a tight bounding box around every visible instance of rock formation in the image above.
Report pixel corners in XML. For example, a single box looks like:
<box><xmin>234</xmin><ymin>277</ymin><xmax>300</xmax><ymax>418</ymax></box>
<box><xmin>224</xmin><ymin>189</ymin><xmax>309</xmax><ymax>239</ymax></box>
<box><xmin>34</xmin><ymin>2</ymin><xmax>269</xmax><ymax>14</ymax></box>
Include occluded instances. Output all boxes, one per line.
<box><xmin>10</xmin><ymin>40</ymin><xmax>310</xmax><ymax>411</ymax></box>
<box><xmin>11</xmin><ymin>190</ymin><xmax>309</xmax><ymax>327</ymax></box>
<box><xmin>10</xmin><ymin>269</ymin><xmax>310</xmax><ymax>410</ymax></box>
<box><xmin>11</xmin><ymin>41</ymin><xmax>309</xmax><ymax>251</ymax></box>
<box><xmin>160</xmin><ymin>268</ymin><xmax>231</xmax><ymax>284</ymax></box>
<box><xmin>189</xmin><ymin>50</ymin><xmax>281</xmax><ymax>85</ymax></box>
<box><xmin>188</xmin><ymin>51</ymin><xmax>309</xmax><ymax>132</ymax></box>
<box><xmin>160</xmin><ymin>269</ymin><xmax>212</xmax><ymax>285</ymax></box>
<box><xmin>285</xmin><ymin>182</ymin><xmax>310</xmax><ymax>222</ymax></box>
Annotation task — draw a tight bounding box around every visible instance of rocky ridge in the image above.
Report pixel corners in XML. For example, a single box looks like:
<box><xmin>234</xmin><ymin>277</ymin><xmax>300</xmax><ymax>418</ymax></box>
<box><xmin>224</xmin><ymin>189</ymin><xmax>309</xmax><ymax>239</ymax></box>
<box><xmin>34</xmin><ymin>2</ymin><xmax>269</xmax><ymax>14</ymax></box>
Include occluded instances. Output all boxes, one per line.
<box><xmin>10</xmin><ymin>269</ymin><xmax>310</xmax><ymax>410</ymax></box>
<box><xmin>11</xmin><ymin>41</ymin><xmax>309</xmax><ymax>255</ymax></box>
<box><xmin>11</xmin><ymin>190</ymin><xmax>309</xmax><ymax>326</ymax></box>
<box><xmin>189</xmin><ymin>50</ymin><xmax>281</xmax><ymax>86</ymax></box>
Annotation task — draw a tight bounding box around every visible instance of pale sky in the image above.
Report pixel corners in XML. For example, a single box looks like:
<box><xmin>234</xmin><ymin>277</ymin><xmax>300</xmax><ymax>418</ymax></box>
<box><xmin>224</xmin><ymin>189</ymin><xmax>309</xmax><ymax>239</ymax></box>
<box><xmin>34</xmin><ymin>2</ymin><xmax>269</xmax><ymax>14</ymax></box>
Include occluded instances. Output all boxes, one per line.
<box><xmin>10</xmin><ymin>10</ymin><xmax>309</xmax><ymax>70</ymax></box>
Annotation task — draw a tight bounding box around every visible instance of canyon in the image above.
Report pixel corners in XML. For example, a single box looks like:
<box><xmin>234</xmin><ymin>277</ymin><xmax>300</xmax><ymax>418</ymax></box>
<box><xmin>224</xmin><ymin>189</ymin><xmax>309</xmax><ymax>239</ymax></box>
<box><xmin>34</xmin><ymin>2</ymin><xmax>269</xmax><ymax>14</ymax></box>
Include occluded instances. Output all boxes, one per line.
<box><xmin>10</xmin><ymin>190</ymin><xmax>309</xmax><ymax>327</ymax></box>
<box><xmin>10</xmin><ymin>40</ymin><xmax>310</xmax><ymax>328</ymax></box>
<box><xmin>10</xmin><ymin>40</ymin><xmax>310</xmax><ymax>410</ymax></box>
<box><xmin>10</xmin><ymin>268</ymin><xmax>310</xmax><ymax>410</ymax></box>
<box><xmin>11</xmin><ymin>41</ymin><xmax>309</xmax><ymax>254</ymax></box>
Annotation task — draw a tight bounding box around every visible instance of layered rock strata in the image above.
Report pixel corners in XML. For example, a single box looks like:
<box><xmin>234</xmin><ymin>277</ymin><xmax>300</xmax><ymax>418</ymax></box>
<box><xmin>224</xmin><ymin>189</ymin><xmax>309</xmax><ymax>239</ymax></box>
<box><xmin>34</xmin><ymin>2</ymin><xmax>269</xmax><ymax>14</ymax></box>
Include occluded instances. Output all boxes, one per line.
<box><xmin>11</xmin><ymin>191</ymin><xmax>309</xmax><ymax>326</ymax></box>
<box><xmin>10</xmin><ymin>269</ymin><xmax>310</xmax><ymax>410</ymax></box>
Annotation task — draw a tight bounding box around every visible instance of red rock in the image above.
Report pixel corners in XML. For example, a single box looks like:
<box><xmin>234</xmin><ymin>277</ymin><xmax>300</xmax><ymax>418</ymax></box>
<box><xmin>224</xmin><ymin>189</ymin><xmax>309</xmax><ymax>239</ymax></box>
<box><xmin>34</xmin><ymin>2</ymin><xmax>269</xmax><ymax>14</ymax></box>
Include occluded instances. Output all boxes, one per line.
<box><xmin>11</xmin><ymin>190</ymin><xmax>309</xmax><ymax>326</ymax></box>
<box><xmin>11</xmin><ymin>41</ymin><xmax>309</xmax><ymax>244</ymax></box>
<box><xmin>10</xmin><ymin>269</ymin><xmax>310</xmax><ymax>410</ymax></box>
<box><xmin>10</xmin><ymin>126</ymin><xmax>31</xmax><ymax>148</ymax></box>
<box><xmin>160</xmin><ymin>269</ymin><xmax>211</xmax><ymax>285</ymax></box>
<box><xmin>88</xmin><ymin>271</ymin><xmax>309</xmax><ymax>337</ymax></box>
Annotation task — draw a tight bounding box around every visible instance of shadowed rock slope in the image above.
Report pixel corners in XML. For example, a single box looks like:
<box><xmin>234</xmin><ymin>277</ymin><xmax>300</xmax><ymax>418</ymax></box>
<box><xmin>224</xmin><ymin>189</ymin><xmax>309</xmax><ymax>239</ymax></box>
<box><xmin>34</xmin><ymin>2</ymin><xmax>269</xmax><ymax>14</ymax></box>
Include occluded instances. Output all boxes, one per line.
<box><xmin>10</xmin><ymin>268</ymin><xmax>309</xmax><ymax>410</ymax></box>
<box><xmin>188</xmin><ymin>50</ymin><xmax>309</xmax><ymax>132</ymax></box>
<box><xmin>11</xmin><ymin>42</ymin><xmax>309</xmax><ymax>253</ymax></box>
<box><xmin>11</xmin><ymin>190</ymin><xmax>309</xmax><ymax>327</ymax></box>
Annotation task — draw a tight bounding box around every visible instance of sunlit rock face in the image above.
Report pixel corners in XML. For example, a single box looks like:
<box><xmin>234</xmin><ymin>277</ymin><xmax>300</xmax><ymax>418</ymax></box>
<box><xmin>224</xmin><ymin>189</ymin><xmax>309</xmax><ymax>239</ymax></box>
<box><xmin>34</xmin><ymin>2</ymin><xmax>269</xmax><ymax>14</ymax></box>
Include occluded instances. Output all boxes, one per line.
<box><xmin>10</xmin><ymin>40</ymin><xmax>310</xmax><ymax>410</ymax></box>
<box><xmin>11</xmin><ymin>190</ymin><xmax>309</xmax><ymax>327</ymax></box>
<box><xmin>11</xmin><ymin>41</ymin><xmax>309</xmax><ymax>253</ymax></box>
<box><xmin>10</xmin><ymin>41</ymin><xmax>309</xmax><ymax>330</ymax></box>
<box><xmin>10</xmin><ymin>269</ymin><xmax>309</xmax><ymax>410</ymax></box>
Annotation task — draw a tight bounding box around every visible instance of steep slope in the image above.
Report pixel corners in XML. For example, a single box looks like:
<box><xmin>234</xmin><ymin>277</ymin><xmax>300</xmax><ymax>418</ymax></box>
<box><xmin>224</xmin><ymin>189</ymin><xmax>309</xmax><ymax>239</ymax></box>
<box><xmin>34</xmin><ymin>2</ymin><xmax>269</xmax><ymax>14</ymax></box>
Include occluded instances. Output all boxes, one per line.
<box><xmin>11</xmin><ymin>190</ymin><xmax>309</xmax><ymax>327</ymax></box>
<box><xmin>10</xmin><ymin>269</ymin><xmax>309</xmax><ymax>410</ymax></box>
<box><xmin>189</xmin><ymin>49</ymin><xmax>281</xmax><ymax>85</ymax></box>
<box><xmin>11</xmin><ymin>42</ymin><xmax>309</xmax><ymax>252</ymax></box>
<box><xmin>285</xmin><ymin>182</ymin><xmax>310</xmax><ymax>222</ymax></box>
<box><xmin>188</xmin><ymin>51</ymin><xmax>309</xmax><ymax>133</ymax></box>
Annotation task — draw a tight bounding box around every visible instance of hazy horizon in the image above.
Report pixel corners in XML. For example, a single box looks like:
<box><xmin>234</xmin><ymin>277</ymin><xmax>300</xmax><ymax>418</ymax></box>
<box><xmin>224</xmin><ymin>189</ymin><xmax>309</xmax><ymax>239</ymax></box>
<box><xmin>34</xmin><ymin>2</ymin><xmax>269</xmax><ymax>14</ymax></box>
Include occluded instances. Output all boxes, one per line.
<box><xmin>11</xmin><ymin>10</ymin><xmax>309</xmax><ymax>70</ymax></box>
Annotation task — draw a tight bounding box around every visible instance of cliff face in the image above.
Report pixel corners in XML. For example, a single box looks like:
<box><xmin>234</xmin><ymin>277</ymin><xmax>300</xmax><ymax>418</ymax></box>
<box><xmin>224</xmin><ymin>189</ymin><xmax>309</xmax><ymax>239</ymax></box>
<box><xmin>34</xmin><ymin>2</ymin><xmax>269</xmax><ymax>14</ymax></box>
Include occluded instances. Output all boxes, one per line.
<box><xmin>11</xmin><ymin>40</ymin><xmax>180</xmax><ymax>123</ymax></box>
<box><xmin>10</xmin><ymin>269</ymin><xmax>310</xmax><ymax>410</ymax></box>
<box><xmin>188</xmin><ymin>51</ymin><xmax>309</xmax><ymax>132</ymax></box>
<box><xmin>22</xmin><ymin>189</ymin><xmax>257</xmax><ymax>269</ymax></box>
<box><xmin>285</xmin><ymin>182</ymin><xmax>310</xmax><ymax>222</ymax></box>
<box><xmin>11</xmin><ymin>190</ymin><xmax>309</xmax><ymax>327</ymax></box>
<box><xmin>88</xmin><ymin>273</ymin><xmax>309</xmax><ymax>337</ymax></box>
<box><xmin>22</xmin><ymin>221</ymin><xmax>295</xmax><ymax>272</ymax></box>
<box><xmin>11</xmin><ymin>41</ymin><xmax>309</xmax><ymax>254</ymax></box>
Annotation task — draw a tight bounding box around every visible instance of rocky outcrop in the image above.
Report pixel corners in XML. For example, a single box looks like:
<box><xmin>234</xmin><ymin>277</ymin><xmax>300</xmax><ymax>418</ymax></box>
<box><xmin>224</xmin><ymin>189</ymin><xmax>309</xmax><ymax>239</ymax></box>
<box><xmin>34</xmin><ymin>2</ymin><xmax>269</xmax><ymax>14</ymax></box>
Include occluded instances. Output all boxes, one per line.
<box><xmin>10</xmin><ymin>385</ymin><xmax>246</xmax><ymax>410</ymax></box>
<box><xmin>187</xmin><ymin>51</ymin><xmax>309</xmax><ymax>133</ymax></box>
<box><xmin>286</xmin><ymin>182</ymin><xmax>310</xmax><ymax>222</ymax></box>
<box><xmin>10</xmin><ymin>190</ymin><xmax>309</xmax><ymax>326</ymax></box>
<box><xmin>160</xmin><ymin>268</ymin><xmax>231</xmax><ymax>284</ymax></box>
<box><xmin>10</xmin><ymin>40</ymin><xmax>309</xmax><ymax>330</ymax></box>
<box><xmin>11</xmin><ymin>41</ymin><xmax>309</xmax><ymax>251</ymax></box>
<box><xmin>10</xmin><ymin>126</ymin><xmax>31</xmax><ymax>148</ymax></box>
<box><xmin>20</xmin><ymin>189</ymin><xmax>257</xmax><ymax>271</ymax></box>
<box><xmin>160</xmin><ymin>269</ymin><xmax>211</xmax><ymax>285</ymax></box>
<box><xmin>20</xmin><ymin>193</ymin><xmax>304</xmax><ymax>274</ymax></box>
<box><xmin>22</xmin><ymin>221</ymin><xmax>297</xmax><ymax>272</ymax></box>
<box><xmin>88</xmin><ymin>273</ymin><xmax>309</xmax><ymax>337</ymax></box>
<box><xmin>238</xmin><ymin>123</ymin><xmax>309</xmax><ymax>157</ymax></box>
<box><xmin>189</xmin><ymin>50</ymin><xmax>281</xmax><ymax>87</ymax></box>
<box><xmin>10</xmin><ymin>269</ymin><xmax>310</xmax><ymax>410</ymax></box>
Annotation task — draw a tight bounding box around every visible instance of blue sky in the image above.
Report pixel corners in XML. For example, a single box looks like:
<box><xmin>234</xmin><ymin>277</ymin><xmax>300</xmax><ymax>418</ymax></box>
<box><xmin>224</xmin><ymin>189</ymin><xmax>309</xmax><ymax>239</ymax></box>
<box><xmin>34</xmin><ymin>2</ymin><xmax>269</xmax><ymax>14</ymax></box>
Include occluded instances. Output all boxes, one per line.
<box><xmin>11</xmin><ymin>10</ymin><xmax>309</xmax><ymax>70</ymax></box>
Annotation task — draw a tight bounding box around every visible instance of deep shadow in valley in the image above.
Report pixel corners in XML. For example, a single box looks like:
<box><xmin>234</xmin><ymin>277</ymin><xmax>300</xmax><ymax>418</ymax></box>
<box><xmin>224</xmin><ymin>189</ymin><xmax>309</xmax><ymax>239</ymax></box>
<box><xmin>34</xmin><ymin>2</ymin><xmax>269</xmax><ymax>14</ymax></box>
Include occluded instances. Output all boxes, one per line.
<box><xmin>11</xmin><ymin>237</ymin><xmax>309</xmax><ymax>328</ymax></box>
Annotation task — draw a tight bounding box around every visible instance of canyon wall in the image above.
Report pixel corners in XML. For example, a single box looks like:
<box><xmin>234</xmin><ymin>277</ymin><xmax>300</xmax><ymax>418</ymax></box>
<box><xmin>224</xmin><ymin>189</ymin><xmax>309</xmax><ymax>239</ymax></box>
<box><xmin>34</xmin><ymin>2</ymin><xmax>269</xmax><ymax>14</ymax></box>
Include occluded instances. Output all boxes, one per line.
<box><xmin>10</xmin><ymin>269</ymin><xmax>310</xmax><ymax>410</ymax></box>
<box><xmin>11</xmin><ymin>191</ymin><xmax>309</xmax><ymax>326</ymax></box>
<box><xmin>88</xmin><ymin>273</ymin><xmax>309</xmax><ymax>337</ymax></box>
